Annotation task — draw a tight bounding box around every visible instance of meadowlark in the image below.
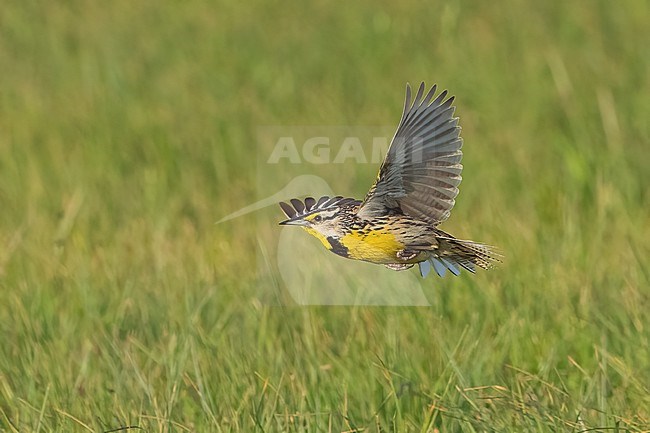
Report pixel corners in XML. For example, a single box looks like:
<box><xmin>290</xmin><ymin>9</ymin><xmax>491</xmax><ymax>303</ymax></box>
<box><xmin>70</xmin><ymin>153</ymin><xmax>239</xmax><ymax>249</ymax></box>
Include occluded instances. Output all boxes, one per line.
<box><xmin>279</xmin><ymin>82</ymin><xmax>499</xmax><ymax>277</ymax></box>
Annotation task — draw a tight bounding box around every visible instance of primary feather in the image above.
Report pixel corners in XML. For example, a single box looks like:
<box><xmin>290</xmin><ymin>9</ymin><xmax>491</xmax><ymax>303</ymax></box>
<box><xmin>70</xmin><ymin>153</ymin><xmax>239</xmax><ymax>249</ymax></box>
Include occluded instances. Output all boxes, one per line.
<box><xmin>358</xmin><ymin>82</ymin><xmax>463</xmax><ymax>225</ymax></box>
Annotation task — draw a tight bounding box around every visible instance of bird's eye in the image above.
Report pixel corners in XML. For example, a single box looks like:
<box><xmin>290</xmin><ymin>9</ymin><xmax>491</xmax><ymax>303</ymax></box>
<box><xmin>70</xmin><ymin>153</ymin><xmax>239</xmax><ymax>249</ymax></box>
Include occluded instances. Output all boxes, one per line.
<box><xmin>313</xmin><ymin>215</ymin><xmax>322</xmax><ymax>222</ymax></box>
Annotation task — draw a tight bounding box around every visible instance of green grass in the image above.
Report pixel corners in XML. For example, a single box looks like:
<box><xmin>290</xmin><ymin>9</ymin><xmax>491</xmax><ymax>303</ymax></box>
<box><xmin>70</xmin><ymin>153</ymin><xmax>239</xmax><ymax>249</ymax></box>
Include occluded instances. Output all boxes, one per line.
<box><xmin>1</xmin><ymin>0</ymin><xmax>649</xmax><ymax>431</ymax></box>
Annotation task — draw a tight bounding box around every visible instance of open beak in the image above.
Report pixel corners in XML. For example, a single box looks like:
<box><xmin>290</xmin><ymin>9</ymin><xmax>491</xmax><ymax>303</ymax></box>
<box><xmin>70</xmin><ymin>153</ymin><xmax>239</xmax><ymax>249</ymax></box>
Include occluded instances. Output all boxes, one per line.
<box><xmin>279</xmin><ymin>218</ymin><xmax>308</xmax><ymax>226</ymax></box>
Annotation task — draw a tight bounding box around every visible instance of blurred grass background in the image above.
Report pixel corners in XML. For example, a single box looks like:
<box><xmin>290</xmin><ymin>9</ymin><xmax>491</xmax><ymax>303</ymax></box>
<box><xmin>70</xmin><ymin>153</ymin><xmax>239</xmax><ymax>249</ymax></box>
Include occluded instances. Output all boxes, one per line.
<box><xmin>1</xmin><ymin>0</ymin><xmax>649</xmax><ymax>431</ymax></box>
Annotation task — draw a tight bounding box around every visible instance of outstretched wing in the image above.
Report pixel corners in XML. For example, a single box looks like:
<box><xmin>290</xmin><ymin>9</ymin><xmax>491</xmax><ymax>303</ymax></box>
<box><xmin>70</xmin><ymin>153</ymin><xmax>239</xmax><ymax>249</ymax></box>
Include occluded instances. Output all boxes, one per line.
<box><xmin>357</xmin><ymin>82</ymin><xmax>463</xmax><ymax>225</ymax></box>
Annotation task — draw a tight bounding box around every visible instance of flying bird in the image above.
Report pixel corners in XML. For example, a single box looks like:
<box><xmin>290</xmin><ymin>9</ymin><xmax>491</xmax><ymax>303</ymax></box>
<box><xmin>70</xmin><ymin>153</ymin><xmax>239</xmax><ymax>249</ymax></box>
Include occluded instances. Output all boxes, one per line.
<box><xmin>279</xmin><ymin>83</ymin><xmax>499</xmax><ymax>277</ymax></box>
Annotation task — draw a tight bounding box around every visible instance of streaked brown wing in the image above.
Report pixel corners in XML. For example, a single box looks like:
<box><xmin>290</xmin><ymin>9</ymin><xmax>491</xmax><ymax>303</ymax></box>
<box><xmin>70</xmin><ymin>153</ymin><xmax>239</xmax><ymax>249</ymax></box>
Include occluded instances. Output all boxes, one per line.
<box><xmin>357</xmin><ymin>82</ymin><xmax>463</xmax><ymax>225</ymax></box>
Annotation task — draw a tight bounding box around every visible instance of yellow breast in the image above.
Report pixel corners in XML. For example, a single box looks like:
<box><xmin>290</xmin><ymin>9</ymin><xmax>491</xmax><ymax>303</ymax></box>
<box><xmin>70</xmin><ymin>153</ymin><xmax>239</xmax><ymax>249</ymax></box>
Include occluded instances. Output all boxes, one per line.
<box><xmin>339</xmin><ymin>230</ymin><xmax>405</xmax><ymax>264</ymax></box>
<box><xmin>302</xmin><ymin>226</ymin><xmax>413</xmax><ymax>264</ymax></box>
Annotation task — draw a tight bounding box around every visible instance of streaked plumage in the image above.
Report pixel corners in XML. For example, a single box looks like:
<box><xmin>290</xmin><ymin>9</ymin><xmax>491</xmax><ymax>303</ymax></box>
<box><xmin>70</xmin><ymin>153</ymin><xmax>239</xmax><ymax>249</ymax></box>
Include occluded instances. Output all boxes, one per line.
<box><xmin>279</xmin><ymin>82</ymin><xmax>499</xmax><ymax>277</ymax></box>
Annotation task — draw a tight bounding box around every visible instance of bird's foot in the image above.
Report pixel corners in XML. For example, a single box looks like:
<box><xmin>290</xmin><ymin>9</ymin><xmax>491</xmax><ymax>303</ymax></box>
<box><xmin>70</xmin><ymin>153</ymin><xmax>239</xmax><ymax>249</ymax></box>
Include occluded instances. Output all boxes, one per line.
<box><xmin>396</xmin><ymin>249</ymin><xmax>419</xmax><ymax>261</ymax></box>
<box><xmin>384</xmin><ymin>263</ymin><xmax>414</xmax><ymax>271</ymax></box>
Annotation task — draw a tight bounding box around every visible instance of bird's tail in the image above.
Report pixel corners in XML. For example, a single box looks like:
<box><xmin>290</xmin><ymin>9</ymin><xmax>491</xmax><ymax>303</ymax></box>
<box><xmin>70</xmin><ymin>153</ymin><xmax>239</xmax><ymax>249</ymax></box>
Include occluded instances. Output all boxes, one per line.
<box><xmin>418</xmin><ymin>236</ymin><xmax>501</xmax><ymax>277</ymax></box>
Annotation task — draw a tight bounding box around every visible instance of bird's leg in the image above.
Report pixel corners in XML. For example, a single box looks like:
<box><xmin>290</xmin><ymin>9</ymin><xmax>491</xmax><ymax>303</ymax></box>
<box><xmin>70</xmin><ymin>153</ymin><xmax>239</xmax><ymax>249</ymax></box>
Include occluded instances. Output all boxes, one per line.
<box><xmin>385</xmin><ymin>249</ymin><xmax>420</xmax><ymax>270</ymax></box>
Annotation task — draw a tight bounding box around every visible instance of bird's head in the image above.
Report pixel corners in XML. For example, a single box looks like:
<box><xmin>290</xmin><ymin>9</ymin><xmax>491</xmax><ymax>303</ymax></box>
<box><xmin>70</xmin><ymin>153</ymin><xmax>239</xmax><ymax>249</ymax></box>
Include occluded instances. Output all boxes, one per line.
<box><xmin>278</xmin><ymin>196</ymin><xmax>357</xmax><ymax>239</ymax></box>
